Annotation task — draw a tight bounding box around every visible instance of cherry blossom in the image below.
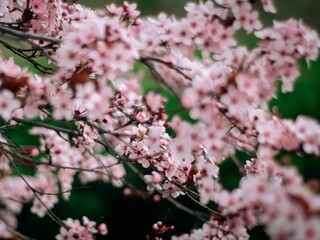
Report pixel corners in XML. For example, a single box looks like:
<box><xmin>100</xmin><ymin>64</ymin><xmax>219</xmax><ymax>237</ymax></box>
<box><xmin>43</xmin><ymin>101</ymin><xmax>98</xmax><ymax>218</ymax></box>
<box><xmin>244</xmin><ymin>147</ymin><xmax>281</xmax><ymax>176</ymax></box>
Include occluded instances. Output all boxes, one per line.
<box><xmin>0</xmin><ymin>0</ymin><xmax>319</xmax><ymax>239</ymax></box>
<box><xmin>56</xmin><ymin>217</ymin><xmax>105</xmax><ymax>240</ymax></box>
<box><xmin>0</xmin><ymin>90</ymin><xmax>21</xmax><ymax>120</ymax></box>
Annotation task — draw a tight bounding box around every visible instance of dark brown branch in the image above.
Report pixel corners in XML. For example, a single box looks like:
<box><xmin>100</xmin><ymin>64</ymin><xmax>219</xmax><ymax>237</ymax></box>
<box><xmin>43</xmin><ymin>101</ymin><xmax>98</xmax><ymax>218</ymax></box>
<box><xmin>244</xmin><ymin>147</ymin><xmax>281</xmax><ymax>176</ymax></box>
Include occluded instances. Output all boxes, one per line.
<box><xmin>140</xmin><ymin>56</ymin><xmax>193</xmax><ymax>81</ymax></box>
<box><xmin>140</xmin><ymin>57</ymin><xmax>180</xmax><ymax>99</ymax></box>
<box><xmin>0</xmin><ymin>25</ymin><xmax>60</xmax><ymax>44</ymax></box>
<box><xmin>0</xmin><ymin>39</ymin><xmax>54</xmax><ymax>74</ymax></box>
<box><xmin>3</xmin><ymin>147</ymin><xmax>118</xmax><ymax>176</ymax></box>
<box><xmin>124</xmin><ymin>160</ymin><xmax>207</xmax><ymax>219</ymax></box>
<box><xmin>12</xmin><ymin>118</ymin><xmax>79</xmax><ymax>136</ymax></box>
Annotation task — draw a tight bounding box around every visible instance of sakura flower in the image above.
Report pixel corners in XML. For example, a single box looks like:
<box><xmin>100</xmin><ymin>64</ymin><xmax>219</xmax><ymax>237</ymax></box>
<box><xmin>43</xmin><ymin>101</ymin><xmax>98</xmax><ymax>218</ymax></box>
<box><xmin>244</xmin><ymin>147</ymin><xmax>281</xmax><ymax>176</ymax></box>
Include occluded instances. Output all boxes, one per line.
<box><xmin>0</xmin><ymin>0</ymin><xmax>10</xmax><ymax>17</ymax></box>
<box><xmin>162</xmin><ymin>181</ymin><xmax>184</xmax><ymax>198</ymax></box>
<box><xmin>244</xmin><ymin>158</ymin><xmax>264</xmax><ymax>174</ymax></box>
<box><xmin>261</xmin><ymin>0</ymin><xmax>276</xmax><ymax>13</ymax></box>
<box><xmin>233</xmin><ymin>3</ymin><xmax>262</xmax><ymax>32</ymax></box>
<box><xmin>135</xmin><ymin>110</ymin><xmax>151</xmax><ymax>122</ymax></box>
<box><xmin>50</xmin><ymin>92</ymin><xmax>74</xmax><ymax>120</ymax></box>
<box><xmin>56</xmin><ymin>217</ymin><xmax>107</xmax><ymax>240</ymax></box>
<box><xmin>56</xmin><ymin>44</ymin><xmax>81</xmax><ymax>70</ymax></box>
<box><xmin>115</xmin><ymin>137</ymin><xmax>131</xmax><ymax>156</ymax></box>
<box><xmin>146</xmin><ymin>92</ymin><xmax>165</xmax><ymax>112</ymax></box>
<box><xmin>98</xmin><ymin>223</ymin><xmax>108</xmax><ymax>235</ymax></box>
<box><xmin>106</xmin><ymin>3</ymin><xmax>122</xmax><ymax>16</ymax></box>
<box><xmin>0</xmin><ymin>1</ymin><xmax>319</xmax><ymax>240</ymax></box>
<box><xmin>294</xmin><ymin>116</ymin><xmax>320</xmax><ymax>155</ymax></box>
<box><xmin>123</xmin><ymin>1</ymin><xmax>140</xmax><ymax>20</ymax></box>
<box><xmin>0</xmin><ymin>90</ymin><xmax>21</xmax><ymax>121</ymax></box>
<box><xmin>0</xmin><ymin>57</ymin><xmax>22</xmax><ymax>77</ymax></box>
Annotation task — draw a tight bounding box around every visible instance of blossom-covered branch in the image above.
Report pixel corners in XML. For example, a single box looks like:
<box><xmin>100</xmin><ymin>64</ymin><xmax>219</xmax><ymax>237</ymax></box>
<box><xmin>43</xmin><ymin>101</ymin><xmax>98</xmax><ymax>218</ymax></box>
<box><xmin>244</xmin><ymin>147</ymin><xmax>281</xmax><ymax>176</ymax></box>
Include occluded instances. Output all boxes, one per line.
<box><xmin>0</xmin><ymin>0</ymin><xmax>319</xmax><ymax>239</ymax></box>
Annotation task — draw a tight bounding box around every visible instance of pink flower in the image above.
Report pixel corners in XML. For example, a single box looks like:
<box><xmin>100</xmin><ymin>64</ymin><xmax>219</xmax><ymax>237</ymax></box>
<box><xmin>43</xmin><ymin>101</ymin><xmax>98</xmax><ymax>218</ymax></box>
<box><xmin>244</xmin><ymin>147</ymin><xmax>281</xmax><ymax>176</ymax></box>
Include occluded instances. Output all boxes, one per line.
<box><xmin>50</xmin><ymin>92</ymin><xmax>74</xmax><ymax>120</ymax></box>
<box><xmin>261</xmin><ymin>0</ymin><xmax>276</xmax><ymax>13</ymax></box>
<box><xmin>0</xmin><ymin>0</ymin><xmax>10</xmax><ymax>17</ymax></box>
<box><xmin>244</xmin><ymin>158</ymin><xmax>264</xmax><ymax>174</ymax></box>
<box><xmin>1</xmin><ymin>1</ymin><xmax>320</xmax><ymax>240</ymax></box>
<box><xmin>0</xmin><ymin>90</ymin><xmax>21</xmax><ymax>121</ymax></box>
<box><xmin>56</xmin><ymin>217</ymin><xmax>106</xmax><ymax>240</ymax></box>
<box><xmin>0</xmin><ymin>57</ymin><xmax>22</xmax><ymax>77</ymax></box>
<box><xmin>106</xmin><ymin>4</ymin><xmax>122</xmax><ymax>16</ymax></box>
<box><xmin>123</xmin><ymin>1</ymin><xmax>140</xmax><ymax>20</ymax></box>
<box><xmin>146</xmin><ymin>92</ymin><xmax>165</xmax><ymax>112</ymax></box>
<box><xmin>98</xmin><ymin>223</ymin><xmax>108</xmax><ymax>235</ymax></box>
<box><xmin>135</xmin><ymin>110</ymin><xmax>151</xmax><ymax>122</ymax></box>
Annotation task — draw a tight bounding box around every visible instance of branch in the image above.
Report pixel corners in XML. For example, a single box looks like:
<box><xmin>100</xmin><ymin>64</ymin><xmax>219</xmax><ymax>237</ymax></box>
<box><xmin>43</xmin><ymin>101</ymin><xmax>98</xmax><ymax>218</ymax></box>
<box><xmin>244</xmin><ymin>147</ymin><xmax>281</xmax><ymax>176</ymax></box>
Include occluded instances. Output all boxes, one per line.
<box><xmin>125</xmin><ymin>160</ymin><xmax>238</xmax><ymax>238</ymax></box>
<box><xmin>7</xmin><ymin>228</ymin><xmax>37</xmax><ymax>240</ymax></box>
<box><xmin>1</xmin><ymin>150</ymin><xmax>67</xmax><ymax>229</ymax></box>
<box><xmin>2</xmin><ymin>147</ymin><xmax>118</xmax><ymax>176</ymax></box>
<box><xmin>124</xmin><ymin>160</ymin><xmax>209</xmax><ymax>221</ymax></box>
<box><xmin>0</xmin><ymin>25</ymin><xmax>60</xmax><ymax>44</ymax></box>
<box><xmin>140</xmin><ymin>57</ymin><xmax>180</xmax><ymax>99</ymax></box>
<box><xmin>140</xmin><ymin>56</ymin><xmax>193</xmax><ymax>81</ymax></box>
<box><xmin>12</xmin><ymin>118</ymin><xmax>79</xmax><ymax>136</ymax></box>
<box><xmin>0</xmin><ymin>39</ymin><xmax>55</xmax><ymax>74</ymax></box>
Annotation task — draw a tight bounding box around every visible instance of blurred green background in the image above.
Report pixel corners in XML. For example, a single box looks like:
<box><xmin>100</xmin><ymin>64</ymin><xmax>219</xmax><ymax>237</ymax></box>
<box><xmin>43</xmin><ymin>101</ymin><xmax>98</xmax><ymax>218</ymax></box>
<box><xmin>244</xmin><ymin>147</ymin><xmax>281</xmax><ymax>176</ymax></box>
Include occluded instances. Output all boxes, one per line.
<box><xmin>12</xmin><ymin>1</ymin><xmax>320</xmax><ymax>239</ymax></box>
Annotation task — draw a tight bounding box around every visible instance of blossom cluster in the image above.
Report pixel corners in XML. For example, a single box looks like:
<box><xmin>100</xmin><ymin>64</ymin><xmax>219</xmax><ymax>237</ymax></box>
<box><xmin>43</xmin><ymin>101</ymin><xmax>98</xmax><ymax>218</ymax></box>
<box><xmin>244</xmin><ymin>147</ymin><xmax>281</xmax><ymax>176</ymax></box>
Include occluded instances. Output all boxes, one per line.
<box><xmin>56</xmin><ymin>217</ymin><xmax>108</xmax><ymax>240</ymax></box>
<box><xmin>0</xmin><ymin>0</ymin><xmax>319</xmax><ymax>239</ymax></box>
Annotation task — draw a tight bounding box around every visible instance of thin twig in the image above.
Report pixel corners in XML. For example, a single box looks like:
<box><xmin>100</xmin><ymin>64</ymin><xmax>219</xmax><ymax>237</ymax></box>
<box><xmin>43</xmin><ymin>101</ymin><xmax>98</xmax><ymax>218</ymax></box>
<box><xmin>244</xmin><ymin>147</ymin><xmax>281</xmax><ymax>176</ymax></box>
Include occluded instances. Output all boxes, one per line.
<box><xmin>125</xmin><ymin>161</ymin><xmax>208</xmax><ymax>221</ymax></box>
<box><xmin>3</xmin><ymin>147</ymin><xmax>116</xmax><ymax>176</ymax></box>
<box><xmin>2</xmin><ymin>150</ymin><xmax>67</xmax><ymax>229</ymax></box>
<box><xmin>141</xmin><ymin>56</ymin><xmax>193</xmax><ymax>81</ymax></box>
<box><xmin>0</xmin><ymin>39</ymin><xmax>54</xmax><ymax>74</ymax></box>
<box><xmin>186</xmin><ymin>192</ymin><xmax>223</xmax><ymax>217</ymax></box>
<box><xmin>140</xmin><ymin>57</ymin><xmax>180</xmax><ymax>99</ymax></box>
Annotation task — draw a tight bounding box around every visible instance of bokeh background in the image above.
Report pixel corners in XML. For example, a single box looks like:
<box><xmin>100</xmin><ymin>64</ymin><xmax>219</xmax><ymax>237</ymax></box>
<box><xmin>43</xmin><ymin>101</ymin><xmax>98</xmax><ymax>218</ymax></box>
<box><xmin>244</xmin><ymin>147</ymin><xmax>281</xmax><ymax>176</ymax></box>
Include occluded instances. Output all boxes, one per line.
<box><xmin>10</xmin><ymin>1</ymin><xmax>320</xmax><ymax>239</ymax></box>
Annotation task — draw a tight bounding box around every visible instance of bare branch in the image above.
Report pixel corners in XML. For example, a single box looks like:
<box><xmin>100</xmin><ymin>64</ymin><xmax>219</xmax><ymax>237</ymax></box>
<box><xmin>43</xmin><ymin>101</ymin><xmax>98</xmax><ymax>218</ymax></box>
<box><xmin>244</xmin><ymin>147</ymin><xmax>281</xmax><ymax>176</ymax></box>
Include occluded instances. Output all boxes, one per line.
<box><xmin>140</xmin><ymin>57</ymin><xmax>180</xmax><ymax>99</ymax></box>
<box><xmin>140</xmin><ymin>56</ymin><xmax>193</xmax><ymax>81</ymax></box>
<box><xmin>0</xmin><ymin>25</ymin><xmax>60</xmax><ymax>44</ymax></box>
<box><xmin>12</xmin><ymin>118</ymin><xmax>79</xmax><ymax>136</ymax></box>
